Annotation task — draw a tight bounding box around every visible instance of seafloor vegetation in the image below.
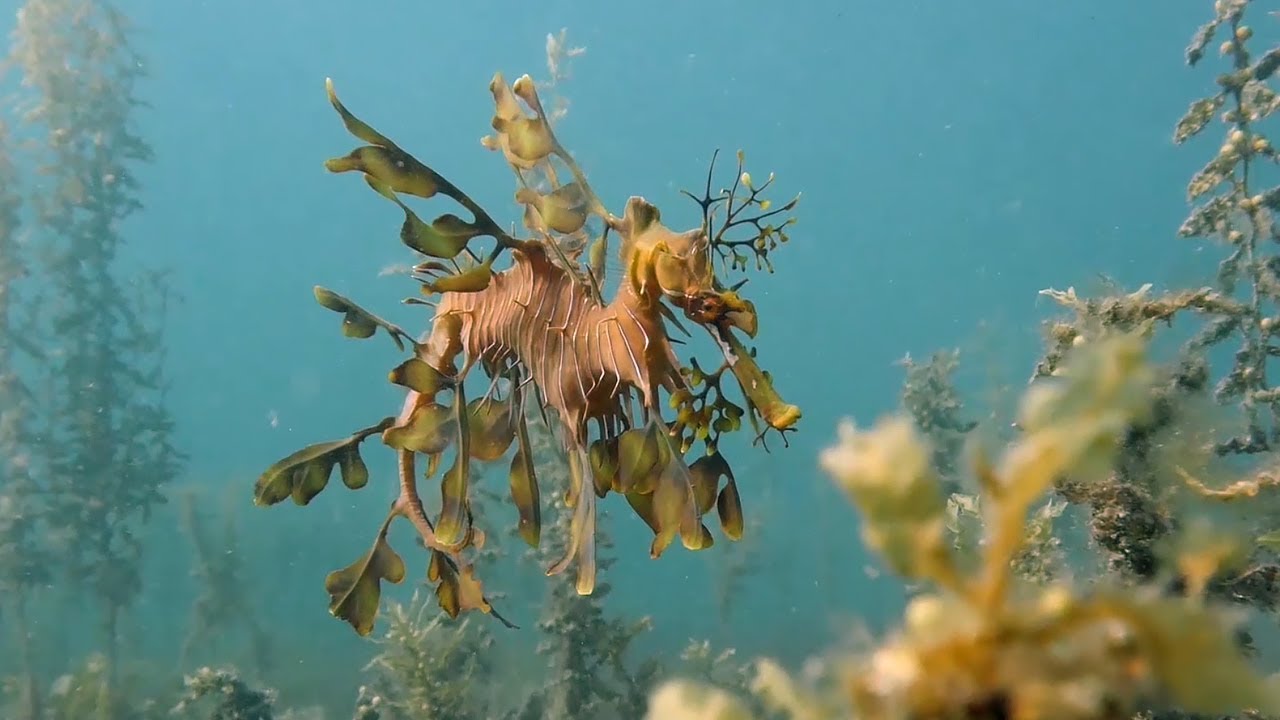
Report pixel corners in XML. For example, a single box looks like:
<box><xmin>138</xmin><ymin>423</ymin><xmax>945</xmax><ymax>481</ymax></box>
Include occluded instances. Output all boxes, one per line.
<box><xmin>5</xmin><ymin>0</ymin><xmax>1280</xmax><ymax>718</ymax></box>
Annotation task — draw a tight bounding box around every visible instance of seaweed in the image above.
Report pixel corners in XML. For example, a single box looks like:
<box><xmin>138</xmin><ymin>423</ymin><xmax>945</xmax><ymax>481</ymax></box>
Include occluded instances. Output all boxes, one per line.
<box><xmin>171</xmin><ymin>667</ymin><xmax>277</xmax><ymax>720</ymax></box>
<box><xmin>1024</xmin><ymin>1</ymin><xmax>1280</xmax><ymax>608</ymax></box>
<box><xmin>505</xmin><ymin>416</ymin><xmax>661</xmax><ymax>720</ymax></box>
<box><xmin>897</xmin><ymin>350</ymin><xmax>1067</xmax><ymax>584</ymax></box>
<box><xmin>178</xmin><ymin>491</ymin><xmax>274</xmax><ymax>674</ymax></box>
<box><xmin>648</xmin><ymin>334</ymin><xmax>1280</xmax><ymax>720</ymax></box>
<box><xmin>35</xmin><ymin>654</ymin><xmax>170</xmax><ymax>720</ymax></box>
<box><xmin>8</xmin><ymin>1</ymin><xmax>185</xmax><ymax>716</ymax></box>
<box><xmin>1036</xmin><ymin>0</ymin><xmax>1280</xmax><ymax>454</ymax></box>
<box><xmin>1169</xmin><ymin>0</ymin><xmax>1280</xmax><ymax>456</ymax></box>
<box><xmin>0</xmin><ymin>107</ymin><xmax>49</xmax><ymax>720</ymax></box>
<box><xmin>713</xmin><ymin>508</ymin><xmax>763</xmax><ymax>624</ymax></box>
<box><xmin>352</xmin><ymin>596</ymin><xmax>495</xmax><ymax>720</ymax></box>
<box><xmin>897</xmin><ymin>349</ymin><xmax>978</xmax><ymax>486</ymax></box>
<box><xmin>351</xmin><ymin>487</ymin><xmax>505</xmax><ymax>720</ymax></box>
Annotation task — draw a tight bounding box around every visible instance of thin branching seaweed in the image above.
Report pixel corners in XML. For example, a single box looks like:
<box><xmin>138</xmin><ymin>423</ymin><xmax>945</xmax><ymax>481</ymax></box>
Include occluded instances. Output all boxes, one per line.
<box><xmin>179</xmin><ymin>491</ymin><xmax>273</xmax><ymax>675</ymax></box>
<box><xmin>9</xmin><ymin>2</ymin><xmax>185</xmax><ymax>716</ymax></box>
<box><xmin>1025</xmin><ymin>2</ymin><xmax>1280</xmax><ymax>612</ymax></box>
<box><xmin>505</xmin><ymin>417</ymin><xmax>662</xmax><ymax>720</ymax></box>
<box><xmin>0</xmin><ymin>109</ymin><xmax>49</xmax><ymax>720</ymax></box>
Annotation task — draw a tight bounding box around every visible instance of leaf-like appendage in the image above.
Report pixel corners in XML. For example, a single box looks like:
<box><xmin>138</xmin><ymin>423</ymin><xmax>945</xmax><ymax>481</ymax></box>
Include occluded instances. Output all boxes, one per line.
<box><xmin>362</xmin><ymin>175</ymin><xmax>479</xmax><ymax>259</ymax></box>
<box><xmin>1186</xmin><ymin>155</ymin><xmax>1238</xmax><ymax>201</ymax></box>
<box><xmin>421</xmin><ymin>260</ymin><xmax>493</xmax><ymax>295</ymax></box>
<box><xmin>467</xmin><ymin>394</ymin><xmax>516</xmax><ymax>461</ymax></box>
<box><xmin>325</xmin><ymin>77</ymin><xmax>516</xmax><ymax>262</ymax></box>
<box><xmin>716</xmin><ymin>476</ymin><xmax>744</xmax><ymax>541</ymax></box>
<box><xmin>1174</xmin><ymin>95</ymin><xmax>1225</xmax><ymax>144</ymax></box>
<box><xmin>1179</xmin><ymin>196</ymin><xmax>1232</xmax><ymax>239</ymax></box>
<box><xmin>436</xmin><ymin>383</ymin><xmax>473</xmax><ymax>547</ymax></box>
<box><xmin>484</xmin><ymin>74</ymin><xmax>556</xmax><ymax>169</ymax></box>
<box><xmin>647</xmin><ymin>428</ymin><xmax>706</xmax><ymax>557</ymax></box>
<box><xmin>616</xmin><ymin>426</ymin><xmax>664</xmax><ymax>495</ymax></box>
<box><xmin>324</xmin><ymin>522</ymin><xmax>406</xmax><ymax>636</ymax></box>
<box><xmin>589</xmin><ymin>436</ymin><xmax>620</xmax><ymax>495</ymax></box>
<box><xmin>688</xmin><ymin>452</ymin><xmax>732</xmax><ymax>516</ymax></box>
<box><xmin>382</xmin><ymin>395</ymin><xmax>455</xmax><ymax>455</ymax></box>
<box><xmin>326</xmin><ymin>145</ymin><xmax>442</xmax><ymax>200</ymax></box>
<box><xmin>388</xmin><ymin>357</ymin><xmax>454</xmax><ymax>396</ymax></box>
<box><xmin>313</xmin><ymin>286</ymin><xmax>411</xmax><ymax>351</ymax></box>
<box><xmin>716</xmin><ymin>325</ymin><xmax>801</xmax><ymax>437</ymax></box>
<box><xmin>428</xmin><ymin>550</ymin><xmax>517</xmax><ymax>629</ymax></box>
<box><xmin>402</xmin><ymin>211</ymin><xmax>483</xmax><ymax>260</ymax></box>
<box><xmin>254</xmin><ymin>418</ymin><xmax>393</xmax><ymax>506</ymax></box>
<box><xmin>626</xmin><ymin>490</ymin><xmax>659</xmax><ymax>534</ymax></box>
<box><xmin>515</xmin><ymin>182</ymin><xmax>590</xmax><ymax>235</ymax></box>
<box><xmin>1186</xmin><ymin>18</ymin><xmax>1220</xmax><ymax>66</ymax></box>
<box><xmin>1254</xmin><ymin>48</ymin><xmax>1280</xmax><ymax>82</ymax></box>
<box><xmin>326</xmin><ymin>77</ymin><xmax>399</xmax><ymax>150</ymax></box>
<box><xmin>509</xmin><ymin>411</ymin><xmax>542</xmax><ymax>547</ymax></box>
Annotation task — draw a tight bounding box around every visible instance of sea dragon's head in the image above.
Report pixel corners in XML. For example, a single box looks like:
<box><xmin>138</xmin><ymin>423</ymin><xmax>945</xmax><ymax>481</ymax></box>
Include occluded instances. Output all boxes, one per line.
<box><xmin>617</xmin><ymin>196</ymin><xmax>759</xmax><ymax>337</ymax></box>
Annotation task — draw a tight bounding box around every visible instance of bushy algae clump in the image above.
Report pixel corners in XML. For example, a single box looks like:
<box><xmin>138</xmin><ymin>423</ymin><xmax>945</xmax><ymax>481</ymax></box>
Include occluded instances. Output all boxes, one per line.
<box><xmin>899</xmin><ymin>351</ymin><xmax>1066</xmax><ymax>586</ymax></box>
<box><xmin>648</xmin><ymin>334</ymin><xmax>1280</xmax><ymax>720</ymax></box>
<box><xmin>1039</xmin><ymin>0</ymin><xmax>1280</xmax><ymax>459</ymax></box>
<box><xmin>254</xmin><ymin>65</ymin><xmax>804</xmax><ymax>635</ymax></box>
<box><xmin>1029</xmin><ymin>0</ymin><xmax>1280</xmax><ymax>610</ymax></box>
<box><xmin>897</xmin><ymin>350</ymin><xmax>978</xmax><ymax>487</ymax></box>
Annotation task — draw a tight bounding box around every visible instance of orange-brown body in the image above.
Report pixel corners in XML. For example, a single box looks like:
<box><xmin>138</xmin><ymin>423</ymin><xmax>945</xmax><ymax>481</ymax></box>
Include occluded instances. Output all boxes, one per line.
<box><xmin>424</xmin><ymin>213</ymin><xmax>687</xmax><ymax>444</ymax></box>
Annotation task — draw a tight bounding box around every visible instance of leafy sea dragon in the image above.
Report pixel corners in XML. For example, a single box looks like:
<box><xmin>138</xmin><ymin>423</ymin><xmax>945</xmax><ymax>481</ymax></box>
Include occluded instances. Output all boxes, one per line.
<box><xmin>253</xmin><ymin>71</ymin><xmax>802</xmax><ymax>635</ymax></box>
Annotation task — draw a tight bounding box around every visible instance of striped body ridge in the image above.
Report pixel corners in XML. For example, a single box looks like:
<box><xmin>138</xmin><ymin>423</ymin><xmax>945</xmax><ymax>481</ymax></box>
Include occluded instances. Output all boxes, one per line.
<box><xmin>426</xmin><ymin>242</ymin><xmax>683</xmax><ymax>440</ymax></box>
